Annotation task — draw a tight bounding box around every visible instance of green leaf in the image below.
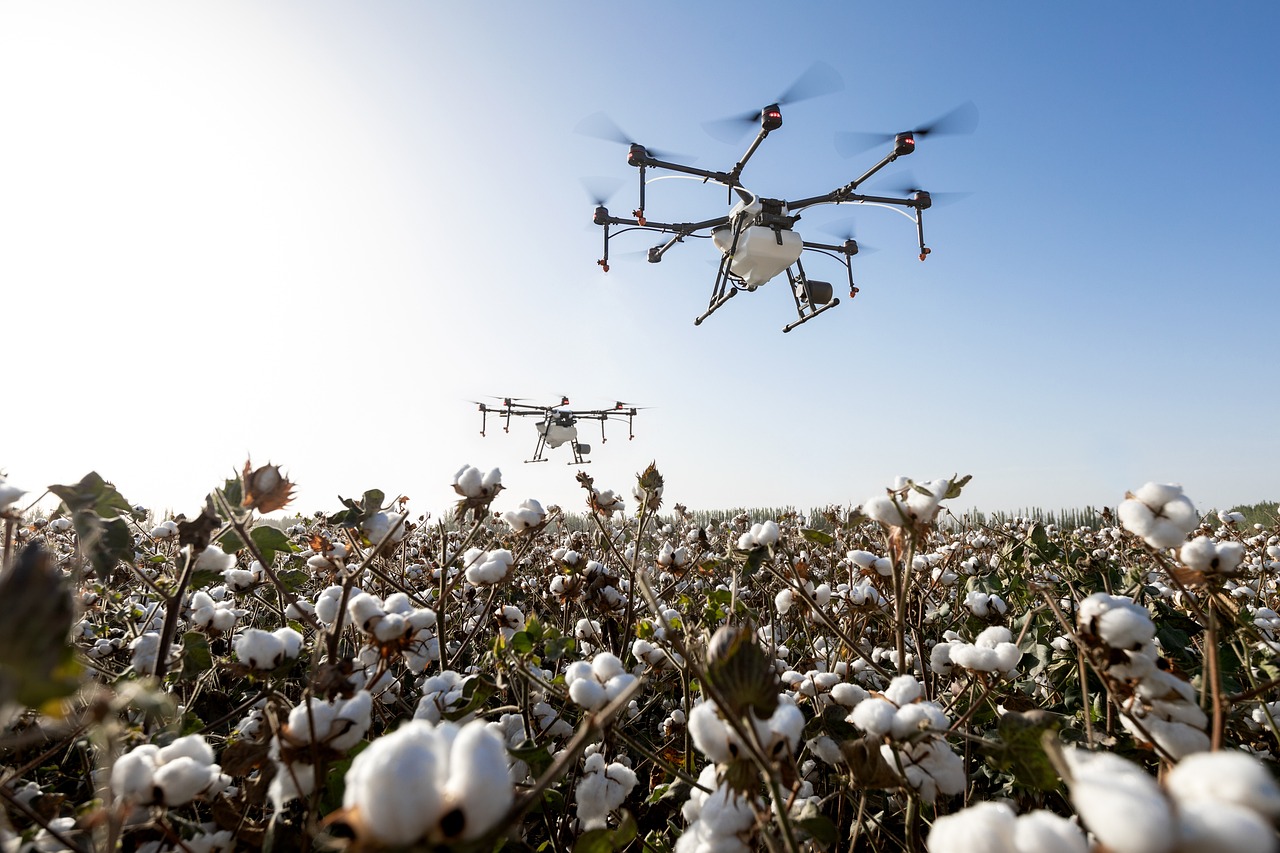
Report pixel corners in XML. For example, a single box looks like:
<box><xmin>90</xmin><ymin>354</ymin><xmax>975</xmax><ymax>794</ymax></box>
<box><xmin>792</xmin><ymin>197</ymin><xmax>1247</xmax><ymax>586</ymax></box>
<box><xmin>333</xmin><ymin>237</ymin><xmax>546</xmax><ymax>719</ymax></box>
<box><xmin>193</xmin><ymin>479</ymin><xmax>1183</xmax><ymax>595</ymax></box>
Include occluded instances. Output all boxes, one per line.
<box><xmin>524</xmin><ymin>614</ymin><xmax>545</xmax><ymax>644</ymax></box>
<box><xmin>219</xmin><ymin>477</ymin><xmax>244</xmax><ymax>514</ymax></box>
<box><xmin>48</xmin><ymin>472</ymin><xmax>137</xmax><ymax>520</ymax></box>
<box><xmin>277</xmin><ymin>569</ymin><xmax>310</xmax><ymax>593</ymax></box>
<box><xmin>801</xmin><ymin>528</ymin><xmax>835</xmax><ymax>546</ymax></box>
<box><xmin>250</xmin><ymin>526</ymin><xmax>296</xmax><ymax>567</ymax></box>
<box><xmin>179</xmin><ymin>632</ymin><xmax>212</xmax><ymax>682</ymax></box>
<box><xmin>510</xmin><ymin>631</ymin><xmax>534</xmax><ymax>655</ymax></box>
<box><xmin>793</xmin><ymin>803</ymin><xmax>838</xmax><ymax>846</ymax></box>
<box><xmin>189</xmin><ymin>569</ymin><xmax>225</xmax><ymax>591</ymax></box>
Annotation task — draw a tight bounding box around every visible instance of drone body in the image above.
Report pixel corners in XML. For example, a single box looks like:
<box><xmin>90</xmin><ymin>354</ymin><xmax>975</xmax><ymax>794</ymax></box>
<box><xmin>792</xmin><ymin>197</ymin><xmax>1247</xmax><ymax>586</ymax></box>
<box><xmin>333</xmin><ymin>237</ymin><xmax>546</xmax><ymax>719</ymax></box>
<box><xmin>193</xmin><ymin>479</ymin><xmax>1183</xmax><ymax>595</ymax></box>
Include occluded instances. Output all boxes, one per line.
<box><xmin>583</xmin><ymin>79</ymin><xmax>974</xmax><ymax>332</ymax></box>
<box><xmin>476</xmin><ymin>397</ymin><xmax>640</xmax><ymax>464</ymax></box>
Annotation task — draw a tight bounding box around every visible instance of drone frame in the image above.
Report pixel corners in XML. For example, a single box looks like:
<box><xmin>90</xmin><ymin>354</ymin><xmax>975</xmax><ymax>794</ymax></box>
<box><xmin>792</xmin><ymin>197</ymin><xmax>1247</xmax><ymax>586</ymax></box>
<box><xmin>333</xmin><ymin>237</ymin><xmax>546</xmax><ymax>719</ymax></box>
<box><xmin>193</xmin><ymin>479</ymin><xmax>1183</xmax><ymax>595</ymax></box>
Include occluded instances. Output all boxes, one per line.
<box><xmin>591</xmin><ymin>105</ymin><xmax>933</xmax><ymax>332</ymax></box>
<box><xmin>477</xmin><ymin>397</ymin><xmax>639</xmax><ymax>464</ymax></box>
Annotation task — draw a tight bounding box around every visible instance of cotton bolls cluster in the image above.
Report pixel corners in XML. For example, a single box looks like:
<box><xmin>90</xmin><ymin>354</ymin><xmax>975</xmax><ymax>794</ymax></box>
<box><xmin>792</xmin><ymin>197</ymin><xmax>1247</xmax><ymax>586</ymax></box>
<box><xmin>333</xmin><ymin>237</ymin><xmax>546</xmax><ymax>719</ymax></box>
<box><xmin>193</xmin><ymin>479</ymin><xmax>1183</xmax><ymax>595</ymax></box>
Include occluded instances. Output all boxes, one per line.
<box><xmin>963</xmin><ymin>590</ymin><xmax>1008</xmax><ymax>618</ymax></box>
<box><xmin>632</xmin><ymin>610</ymin><xmax>686</xmax><ymax>670</ymax></box>
<box><xmin>862</xmin><ymin>477</ymin><xmax>957</xmax><ymax>530</ymax></box>
<box><xmin>737</xmin><ymin>520</ymin><xmax>780</xmax><ymax>550</ymax></box>
<box><xmin>346</xmin><ymin>591</ymin><xmax>439</xmax><ymax>672</ymax></box>
<box><xmin>111</xmin><ymin>735</ymin><xmax>229</xmax><ymax>807</ymax></box>
<box><xmin>342</xmin><ymin>718</ymin><xmax>513</xmax><ymax>846</ymax></box>
<box><xmin>234</xmin><ymin>626</ymin><xmax>303</xmax><ymax>671</ymax></box>
<box><xmin>1118</xmin><ymin>482</ymin><xmax>1199</xmax><ymax>549</ymax></box>
<box><xmin>1075</xmin><ymin>593</ymin><xmax>1208</xmax><ymax>758</ymax></box>
<box><xmin>574</xmin><ymin>750</ymin><xmax>638</xmax><ymax>830</ymax></box>
<box><xmin>656</xmin><ymin>540</ymin><xmax>691</xmax><ymax>574</ymax></box>
<box><xmin>1179</xmin><ymin>535</ymin><xmax>1245</xmax><ymax>576</ymax></box>
<box><xmin>452</xmin><ymin>465</ymin><xmax>502</xmax><ymax>500</ymax></box>
<box><xmin>565</xmin><ymin>652</ymin><xmax>635</xmax><ymax>711</ymax></box>
<box><xmin>926</xmin><ymin>801</ymin><xmax>1086</xmax><ymax>853</ymax></box>
<box><xmin>1063</xmin><ymin>747</ymin><xmax>1280</xmax><ymax>853</ymax></box>
<box><xmin>269</xmin><ymin>692</ymin><xmax>373</xmax><ymax>810</ymax></box>
<box><xmin>687</xmin><ymin>695</ymin><xmax>804</xmax><ymax>765</ymax></box>
<box><xmin>463</xmin><ymin>547</ymin><xmax>514</xmax><ymax>586</ymax></box>
<box><xmin>935</xmin><ymin>626</ymin><xmax>1023</xmax><ymax>677</ymax></box>
<box><xmin>223</xmin><ymin>560</ymin><xmax>265</xmax><ymax>592</ymax></box>
<box><xmin>502</xmin><ymin>498</ymin><xmax>546</xmax><ymax>532</ymax></box>
<box><xmin>189</xmin><ymin>590</ymin><xmax>243</xmax><ymax>633</ymax></box>
<box><xmin>849</xmin><ymin>676</ymin><xmax>965</xmax><ymax>802</ymax></box>
<box><xmin>676</xmin><ymin>765</ymin><xmax>758</xmax><ymax>853</ymax></box>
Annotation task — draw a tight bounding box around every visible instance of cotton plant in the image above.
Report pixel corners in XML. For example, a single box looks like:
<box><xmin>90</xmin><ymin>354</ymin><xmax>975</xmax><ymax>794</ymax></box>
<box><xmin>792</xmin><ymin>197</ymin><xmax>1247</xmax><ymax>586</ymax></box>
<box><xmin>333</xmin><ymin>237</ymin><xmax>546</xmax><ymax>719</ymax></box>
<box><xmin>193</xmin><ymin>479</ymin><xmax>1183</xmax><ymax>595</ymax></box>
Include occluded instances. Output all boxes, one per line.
<box><xmin>269</xmin><ymin>691</ymin><xmax>373</xmax><ymax>810</ymax></box>
<box><xmin>188</xmin><ymin>590</ymin><xmax>243</xmax><ymax>634</ymax></box>
<box><xmin>341</xmin><ymin>717</ymin><xmax>513</xmax><ymax>846</ymax></box>
<box><xmin>110</xmin><ymin>735</ymin><xmax>230</xmax><ymax>807</ymax></box>
<box><xmin>862</xmin><ymin>476</ymin><xmax>968</xmax><ymax>531</ymax></box>
<box><xmin>848</xmin><ymin>675</ymin><xmax>965</xmax><ymax>802</ymax></box>
<box><xmin>1074</xmin><ymin>592</ymin><xmax>1209</xmax><ymax>758</ymax></box>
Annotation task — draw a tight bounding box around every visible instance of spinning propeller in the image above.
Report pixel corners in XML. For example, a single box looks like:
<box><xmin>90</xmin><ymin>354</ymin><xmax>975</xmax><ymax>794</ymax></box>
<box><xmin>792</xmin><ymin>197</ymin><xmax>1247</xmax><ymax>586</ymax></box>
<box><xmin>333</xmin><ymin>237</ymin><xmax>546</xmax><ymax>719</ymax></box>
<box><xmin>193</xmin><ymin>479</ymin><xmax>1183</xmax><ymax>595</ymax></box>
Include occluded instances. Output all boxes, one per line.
<box><xmin>703</xmin><ymin>62</ymin><xmax>845</xmax><ymax>143</ymax></box>
<box><xmin>835</xmin><ymin>101</ymin><xmax>979</xmax><ymax>158</ymax></box>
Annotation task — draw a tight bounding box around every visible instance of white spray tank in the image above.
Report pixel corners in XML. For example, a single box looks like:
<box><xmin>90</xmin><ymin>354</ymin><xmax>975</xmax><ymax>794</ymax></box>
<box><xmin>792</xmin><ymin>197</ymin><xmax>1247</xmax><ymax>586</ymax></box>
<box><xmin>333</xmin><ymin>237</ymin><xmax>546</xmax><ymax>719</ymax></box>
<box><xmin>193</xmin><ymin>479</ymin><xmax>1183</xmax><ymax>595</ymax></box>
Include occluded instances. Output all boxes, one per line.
<box><xmin>711</xmin><ymin>196</ymin><xmax>803</xmax><ymax>289</ymax></box>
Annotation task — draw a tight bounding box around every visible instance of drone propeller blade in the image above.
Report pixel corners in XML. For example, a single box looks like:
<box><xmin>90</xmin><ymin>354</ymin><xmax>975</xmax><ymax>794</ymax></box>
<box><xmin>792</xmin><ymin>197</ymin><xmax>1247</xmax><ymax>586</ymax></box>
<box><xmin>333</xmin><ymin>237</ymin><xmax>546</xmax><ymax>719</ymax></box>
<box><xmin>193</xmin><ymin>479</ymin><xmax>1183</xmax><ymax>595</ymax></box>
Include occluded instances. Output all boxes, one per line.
<box><xmin>835</xmin><ymin>100</ymin><xmax>978</xmax><ymax>157</ymax></box>
<box><xmin>814</xmin><ymin>218</ymin><xmax>877</xmax><ymax>254</ymax></box>
<box><xmin>704</xmin><ymin>61</ymin><xmax>844</xmax><ymax>143</ymax></box>
<box><xmin>575</xmin><ymin>111</ymin><xmax>691</xmax><ymax>161</ymax></box>
<box><xmin>776</xmin><ymin>61</ymin><xmax>844</xmax><ymax>107</ymax></box>
<box><xmin>581</xmin><ymin>175</ymin><xmax>624</xmax><ymax>206</ymax></box>
<box><xmin>877</xmin><ymin>175</ymin><xmax>972</xmax><ymax>206</ymax></box>
<box><xmin>909</xmin><ymin>100</ymin><xmax>979</xmax><ymax>138</ymax></box>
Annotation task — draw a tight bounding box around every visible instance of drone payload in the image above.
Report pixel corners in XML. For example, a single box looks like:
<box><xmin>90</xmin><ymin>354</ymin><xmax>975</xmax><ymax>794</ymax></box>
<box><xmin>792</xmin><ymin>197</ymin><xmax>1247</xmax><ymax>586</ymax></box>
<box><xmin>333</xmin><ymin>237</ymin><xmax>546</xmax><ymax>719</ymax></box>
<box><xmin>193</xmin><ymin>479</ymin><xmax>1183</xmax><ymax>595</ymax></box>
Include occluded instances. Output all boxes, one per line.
<box><xmin>581</xmin><ymin>66</ymin><xmax>975</xmax><ymax>332</ymax></box>
<box><xmin>476</xmin><ymin>397</ymin><xmax>641</xmax><ymax>465</ymax></box>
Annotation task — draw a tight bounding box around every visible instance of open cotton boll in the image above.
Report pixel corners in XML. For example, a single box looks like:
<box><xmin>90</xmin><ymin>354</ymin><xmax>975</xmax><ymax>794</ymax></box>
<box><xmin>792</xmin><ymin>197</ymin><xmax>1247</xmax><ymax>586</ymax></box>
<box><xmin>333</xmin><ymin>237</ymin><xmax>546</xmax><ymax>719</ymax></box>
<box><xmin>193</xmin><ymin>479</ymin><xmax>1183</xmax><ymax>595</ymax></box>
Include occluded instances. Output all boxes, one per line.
<box><xmin>502</xmin><ymin>498</ymin><xmax>546</xmax><ymax>531</ymax></box>
<box><xmin>575</xmin><ymin>753</ymin><xmax>639</xmax><ymax>830</ymax></box>
<box><xmin>1175</xmin><ymin>801</ymin><xmax>1278</xmax><ymax>853</ymax></box>
<box><xmin>688</xmin><ymin>701</ymin><xmax>735</xmax><ymax>764</ymax></box>
<box><xmin>152</xmin><ymin>755</ymin><xmax>225</xmax><ymax>805</ymax></box>
<box><xmin>1118</xmin><ymin>483</ymin><xmax>1198</xmax><ymax>549</ymax></box>
<box><xmin>850</xmin><ymin>697</ymin><xmax>897</xmax><ymax>738</ymax></box>
<box><xmin>1077</xmin><ymin>593</ymin><xmax>1156</xmax><ymax>649</ymax></box>
<box><xmin>1179</xmin><ymin>536</ymin><xmax>1245</xmax><ymax>575</ymax></box>
<box><xmin>438</xmin><ymin>719</ymin><xmax>514</xmax><ymax>841</ymax></box>
<box><xmin>1063</xmin><ymin>748</ymin><xmax>1174</xmax><ymax>853</ymax></box>
<box><xmin>883</xmin><ymin>675</ymin><xmax>923</xmax><ymax>706</ymax></box>
<box><xmin>830</xmin><ymin>682</ymin><xmax>869</xmax><ymax>708</ymax></box>
<box><xmin>926</xmin><ymin>801</ymin><xmax>1017</xmax><ymax>853</ymax></box>
<box><xmin>1164</xmin><ymin>749</ymin><xmax>1280</xmax><ymax>817</ymax></box>
<box><xmin>344</xmin><ymin>721</ymin><xmax>444</xmax><ymax>846</ymax></box>
<box><xmin>235</xmin><ymin>628</ymin><xmax>286</xmax><ymax>670</ymax></box>
<box><xmin>1012</xmin><ymin>810</ymin><xmax>1088</xmax><ymax>853</ymax></box>
<box><xmin>110</xmin><ymin>745</ymin><xmax>159</xmax><ymax>801</ymax></box>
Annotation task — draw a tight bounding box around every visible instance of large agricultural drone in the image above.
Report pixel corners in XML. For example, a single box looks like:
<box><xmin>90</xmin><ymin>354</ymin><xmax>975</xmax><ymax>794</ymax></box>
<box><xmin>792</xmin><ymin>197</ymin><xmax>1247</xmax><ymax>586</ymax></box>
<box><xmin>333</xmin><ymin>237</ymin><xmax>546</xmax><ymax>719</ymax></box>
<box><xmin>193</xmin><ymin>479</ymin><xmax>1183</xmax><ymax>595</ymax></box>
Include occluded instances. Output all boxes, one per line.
<box><xmin>584</xmin><ymin>66</ymin><xmax>975</xmax><ymax>332</ymax></box>
<box><xmin>476</xmin><ymin>397</ymin><xmax>640</xmax><ymax>464</ymax></box>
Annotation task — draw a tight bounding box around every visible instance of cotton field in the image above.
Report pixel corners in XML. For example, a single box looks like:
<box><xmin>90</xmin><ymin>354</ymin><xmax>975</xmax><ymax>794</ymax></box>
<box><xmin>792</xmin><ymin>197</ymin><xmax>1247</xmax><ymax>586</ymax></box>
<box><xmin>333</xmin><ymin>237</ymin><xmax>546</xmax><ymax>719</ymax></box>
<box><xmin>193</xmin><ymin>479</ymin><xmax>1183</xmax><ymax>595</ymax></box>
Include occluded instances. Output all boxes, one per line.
<box><xmin>2</xmin><ymin>463</ymin><xmax>1279</xmax><ymax>853</ymax></box>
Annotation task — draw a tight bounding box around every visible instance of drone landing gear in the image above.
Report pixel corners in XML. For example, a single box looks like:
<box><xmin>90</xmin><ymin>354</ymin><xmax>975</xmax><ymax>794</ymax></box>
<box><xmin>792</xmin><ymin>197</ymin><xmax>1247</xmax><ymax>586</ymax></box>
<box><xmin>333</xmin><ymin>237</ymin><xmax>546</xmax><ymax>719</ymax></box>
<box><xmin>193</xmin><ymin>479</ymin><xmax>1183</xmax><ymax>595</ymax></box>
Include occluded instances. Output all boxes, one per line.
<box><xmin>782</xmin><ymin>263</ymin><xmax>840</xmax><ymax>333</ymax></box>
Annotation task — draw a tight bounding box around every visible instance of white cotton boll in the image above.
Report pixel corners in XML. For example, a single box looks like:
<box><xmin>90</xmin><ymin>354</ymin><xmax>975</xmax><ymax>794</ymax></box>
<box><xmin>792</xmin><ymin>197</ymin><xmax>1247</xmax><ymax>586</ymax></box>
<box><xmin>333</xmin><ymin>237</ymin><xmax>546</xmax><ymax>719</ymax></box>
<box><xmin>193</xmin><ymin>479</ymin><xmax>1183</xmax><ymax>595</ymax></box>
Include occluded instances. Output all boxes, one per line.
<box><xmin>754</xmin><ymin>520</ymin><xmax>780</xmax><ymax>546</ymax></box>
<box><xmin>1063</xmin><ymin>748</ymin><xmax>1175</xmax><ymax>853</ymax></box>
<box><xmin>348</xmin><ymin>593</ymin><xmax>385</xmax><ymax>632</ymax></box>
<box><xmin>767</xmin><ymin>702</ymin><xmax>805</xmax><ymax>753</ymax></box>
<box><xmin>157</xmin><ymin>735</ymin><xmax>214</xmax><ymax>767</ymax></box>
<box><xmin>949</xmin><ymin>644</ymin><xmax>999</xmax><ymax>672</ymax></box>
<box><xmin>975</xmin><ymin>626</ymin><xmax>1013</xmax><ymax>647</ymax></box>
<box><xmin>453</xmin><ymin>465</ymin><xmax>483</xmax><ymax>498</ymax></box>
<box><xmin>591</xmin><ymin>652</ymin><xmax>626</xmax><ymax>682</ymax></box>
<box><xmin>111</xmin><ymin>745</ymin><xmax>158</xmax><ymax>801</ymax></box>
<box><xmin>890</xmin><ymin>704</ymin><xmax>941</xmax><ymax>739</ymax></box>
<box><xmin>775</xmin><ymin>588</ymin><xmax>794</xmax><ymax>615</ymax></box>
<box><xmin>314</xmin><ymin>586</ymin><xmax>345</xmax><ymax>626</ymax></box>
<box><xmin>1175</xmin><ymin>801</ymin><xmax>1277</xmax><ymax>853</ymax></box>
<box><xmin>850</xmin><ymin>697</ymin><xmax>897</xmax><ymax>738</ymax></box>
<box><xmin>831</xmin><ymin>682</ymin><xmax>869</xmax><ymax>708</ymax></box>
<box><xmin>926</xmin><ymin>801</ymin><xmax>1017</xmax><ymax>853</ymax></box>
<box><xmin>273</xmin><ymin>627</ymin><xmax>303</xmax><ymax>659</ymax></box>
<box><xmin>1165</xmin><ymin>750</ymin><xmax>1280</xmax><ymax>817</ymax></box>
<box><xmin>688</xmin><ymin>702</ymin><xmax>734</xmax><ymax>764</ymax></box>
<box><xmin>193</xmin><ymin>544</ymin><xmax>236</xmax><ymax>574</ymax></box>
<box><xmin>884</xmin><ymin>675</ymin><xmax>923</xmax><ymax>706</ymax></box>
<box><xmin>847</xmin><ymin>550</ymin><xmax>879</xmax><ymax>568</ymax></box>
<box><xmin>363</xmin><ymin>511</ymin><xmax>407</xmax><ymax>545</ymax></box>
<box><xmin>374</xmin><ymin>613</ymin><xmax>408</xmax><ymax>643</ymax></box>
<box><xmin>604</xmin><ymin>673</ymin><xmax>636</xmax><ymax>701</ymax></box>
<box><xmin>807</xmin><ymin>735</ymin><xmax>844</xmax><ymax>766</ymax></box>
<box><xmin>1123</xmin><ymin>715</ymin><xmax>1209</xmax><ymax>759</ymax></box>
<box><xmin>481</xmin><ymin>467</ymin><xmax>502</xmax><ymax>490</ymax></box>
<box><xmin>224</xmin><ymin>567</ymin><xmax>256</xmax><ymax>591</ymax></box>
<box><xmin>344</xmin><ymin>721</ymin><xmax>444</xmax><ymax>846</ymax></box>
<box><xmin>235</xmin><ymin>628</ymin><xmax>286</xmax><ymax>670</ymax></box>
<box><xmin>814</xmin><ymin>583</ymin><xmax>831</xmax><ymax>606</ymax></box>
<box><xmin>569</xmin><ymin>678</ymin><xmax>607</xmax><ymax>711</ymax></box>
<box><xmin>153</xmin><ymin>756</ymin><xmax>221</xmax><ymax>805</ymax></box>
<box><xmin>1013</xmin><ymin>810</ymin><xmax>1088</xmax><ymax>853</ymax></box>
<box><xmin>992</xmin><ymin>642</ymin><xmax>1022</xmax><ymax>673</ymax></box>
<box><xmin>565</xmin><ymin>660</ymin><xmax>593</xmax><ymax>684</ymax></box>
<box><xmin>443</xmin><ymin>720</ymin><xmax>515</xmax><ymax>840</ymax></box>
<box><xmin>330</xmin><ymin>692</ymin><xmax>374</xmax><ymax>750</ymax></box>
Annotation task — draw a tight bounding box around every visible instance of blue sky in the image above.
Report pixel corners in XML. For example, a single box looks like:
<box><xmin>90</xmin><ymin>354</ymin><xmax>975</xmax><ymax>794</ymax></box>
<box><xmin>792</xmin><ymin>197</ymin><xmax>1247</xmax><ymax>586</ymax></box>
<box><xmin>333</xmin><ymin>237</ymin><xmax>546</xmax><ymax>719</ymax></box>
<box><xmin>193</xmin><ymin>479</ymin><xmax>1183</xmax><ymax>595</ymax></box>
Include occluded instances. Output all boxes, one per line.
<box><xmin>3</xmin><ymin>2</ymin><xmax>1278</xmax><ymax>519</ymax></box>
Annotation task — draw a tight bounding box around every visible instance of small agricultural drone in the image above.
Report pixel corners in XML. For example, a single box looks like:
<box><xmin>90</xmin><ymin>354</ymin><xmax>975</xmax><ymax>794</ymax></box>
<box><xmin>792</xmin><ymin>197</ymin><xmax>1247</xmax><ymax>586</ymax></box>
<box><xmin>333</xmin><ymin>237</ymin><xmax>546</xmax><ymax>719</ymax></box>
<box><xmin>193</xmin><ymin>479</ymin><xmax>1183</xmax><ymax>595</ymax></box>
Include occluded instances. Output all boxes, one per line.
<box><xmin>583</xmin><ymin>65</ymin><xmax>975</xmax><ymax>332</ymax></box>
<box><xmin>476</xmin><ymin>397</ymin><xmax>641</xmax><ymax>464</ymax></box>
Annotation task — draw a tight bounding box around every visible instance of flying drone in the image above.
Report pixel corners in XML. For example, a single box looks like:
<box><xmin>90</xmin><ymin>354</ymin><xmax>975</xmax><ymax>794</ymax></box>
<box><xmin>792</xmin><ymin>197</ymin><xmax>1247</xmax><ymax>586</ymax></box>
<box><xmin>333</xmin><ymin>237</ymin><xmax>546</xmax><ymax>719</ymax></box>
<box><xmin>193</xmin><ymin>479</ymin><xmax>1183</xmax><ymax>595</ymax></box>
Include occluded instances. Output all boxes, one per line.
<box><xmin>582</xmin><ymin>66</ymin><xmax>975</xmax><ymax>332</ymax></box>
<box><xmin>476</xmin><ymin>397</ymin><xmax>641</xmax><ymax>464</ymax></box>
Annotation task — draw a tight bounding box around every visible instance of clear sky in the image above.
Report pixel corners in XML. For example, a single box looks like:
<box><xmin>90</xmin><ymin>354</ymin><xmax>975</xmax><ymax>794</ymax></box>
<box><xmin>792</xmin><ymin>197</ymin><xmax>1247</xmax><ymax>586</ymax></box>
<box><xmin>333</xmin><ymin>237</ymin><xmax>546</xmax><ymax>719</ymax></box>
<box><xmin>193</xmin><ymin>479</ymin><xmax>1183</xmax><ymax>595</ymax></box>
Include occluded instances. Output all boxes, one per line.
<box><xmin>3</xmin><ymin>1</ymin><xmax>1278</xmax><ymax>520</ymax></box>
